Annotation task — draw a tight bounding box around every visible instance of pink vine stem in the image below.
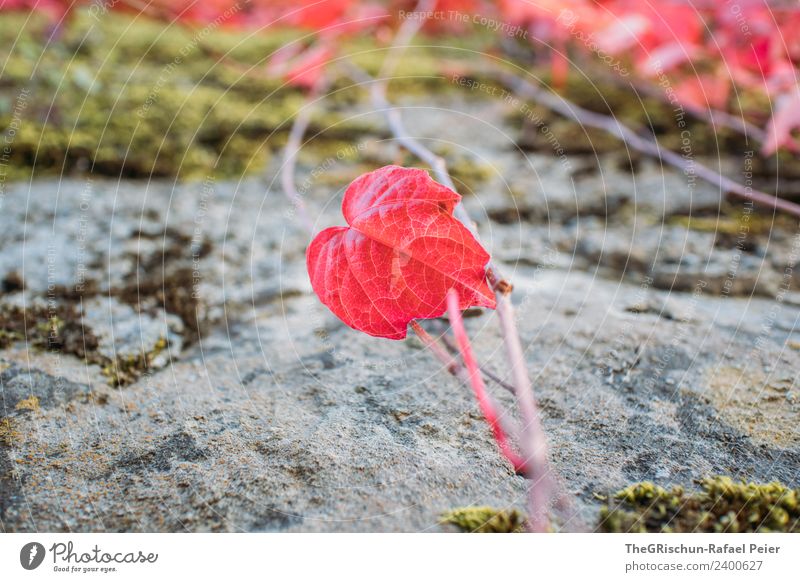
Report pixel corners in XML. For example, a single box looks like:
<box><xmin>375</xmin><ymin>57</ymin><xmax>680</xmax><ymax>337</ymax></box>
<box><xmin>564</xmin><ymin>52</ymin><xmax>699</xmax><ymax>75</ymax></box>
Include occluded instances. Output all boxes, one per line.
<box><xmin>409</xmin><ymin>321</ymin><xmax>521</xmax><ymax>452</ymax></box>
<box><xmin>445</xmin><ymin>290</ymin><xmax>527</xmax><ymax>474</ymax></box>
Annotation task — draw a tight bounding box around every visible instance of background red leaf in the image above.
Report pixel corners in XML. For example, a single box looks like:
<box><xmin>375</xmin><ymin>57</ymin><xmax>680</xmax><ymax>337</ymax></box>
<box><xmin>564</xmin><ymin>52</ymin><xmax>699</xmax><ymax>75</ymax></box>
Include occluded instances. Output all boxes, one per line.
<box><xmin>306</xmin><ymin>166</ymin><xmax>496</xmax><ymax>339</ymax></box>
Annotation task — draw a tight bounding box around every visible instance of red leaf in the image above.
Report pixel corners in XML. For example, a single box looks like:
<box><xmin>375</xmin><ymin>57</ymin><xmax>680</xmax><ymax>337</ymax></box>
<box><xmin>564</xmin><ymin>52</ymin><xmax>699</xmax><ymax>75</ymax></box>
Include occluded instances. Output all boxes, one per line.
<box><xmin>306</xmin><ymin>166</ymin><xmax>496</xmax><ymax>340</ymax></box>
<box><xmin>267</xmin><ymin>43</ymin><xmax>334</xmax><ymax>89</ymax></box>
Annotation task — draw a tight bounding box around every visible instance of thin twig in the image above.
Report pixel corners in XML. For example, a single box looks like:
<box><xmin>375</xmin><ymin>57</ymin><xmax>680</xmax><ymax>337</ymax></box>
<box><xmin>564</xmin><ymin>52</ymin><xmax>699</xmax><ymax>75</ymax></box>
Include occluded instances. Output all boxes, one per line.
<box><xmin>446</xmin><ymin>291</ymin><xmax>527</xmax><ymax>474</ymax></box>
<box><xmin>494</xmin><ymin>69</ymin><xmax>800</xmax><ymax>219</ymax></box>
<box><xmin>409</xmin><ymin>320</ymin><xmax>459</xmax><ymax>376</ymax></box>
<box><xmin>494</xmin><ymin>293</ymin><xmax>552</xmax><ymax>531</ymax></box>
<box><xmin>281</xmin><ymin>77</ymin><xmax>329</xmax><ymax>235</ymax></box>
<box><xmin>438</xmin><ymin>331</ymin><xmax>516</xmax><ymax>394</ymax></box>
<box><xmin>588</xmin><ymin>66</ymin><xmax>768</xmax><ymax>144</ymax></box>
<box><xmin>410</xmin><ymin>321</ymin><xmax>522</xmax><ymax>451</ymax></box>
<box><xmin>639</xmin><ymin>82</ymin><xmax>766</xmax><ymax>144</ymax></box>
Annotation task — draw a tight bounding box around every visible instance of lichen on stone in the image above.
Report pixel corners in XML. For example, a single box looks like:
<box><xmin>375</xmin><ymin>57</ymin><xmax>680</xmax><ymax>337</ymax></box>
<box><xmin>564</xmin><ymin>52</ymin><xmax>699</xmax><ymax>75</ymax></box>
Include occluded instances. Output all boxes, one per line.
<box><xmin>441</xmin><ymin>506</ymin><xmax>526</xmax><ymax>533</ymax></box>
<box><xmin>598</xmin><ymin>476</ymin><xmax>800</xmax><ymax>533</ymax></box>
<box><xmin>0</xmin><ymin>417</ymin><xmax>21</xmax><ymax>446</ymax></box>
<box><xmin>14</xmin><ymin>396</ymin><xmax>40</xmax><ymax>412</ymax></box>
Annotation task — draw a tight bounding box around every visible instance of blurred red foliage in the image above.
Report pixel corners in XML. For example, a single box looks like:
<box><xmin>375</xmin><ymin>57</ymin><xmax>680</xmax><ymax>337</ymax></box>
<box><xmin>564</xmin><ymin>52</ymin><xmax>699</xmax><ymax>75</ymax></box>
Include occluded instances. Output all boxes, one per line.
<box><xmin>4</xmin><ymin>0</ymin><xmax>799</xmax><ymax>154</ymax></box>
<box><xmin>499</xmin><ymin>0</ymin><xmax>800</xmax><ymax>154</ymax></box>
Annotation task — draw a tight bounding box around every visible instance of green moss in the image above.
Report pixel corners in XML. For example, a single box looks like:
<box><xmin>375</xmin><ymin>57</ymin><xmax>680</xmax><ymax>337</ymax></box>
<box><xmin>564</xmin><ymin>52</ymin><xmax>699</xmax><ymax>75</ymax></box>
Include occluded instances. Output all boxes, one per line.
<box><xmin>101</xmin><ymin>337</ymin><xmax>167</xmax><ymax>388</ymax></box>
<box><xmin>441</xmin><ymin>506</ymin><xmax>526</xmax><ymax>533</ymax></box>
<box><xmin>0</xmin><ymin>329</ymin><xmax>23</xmax><ymax>349</ymax></box>
<box><xmin>0</xmin><ymin>304</ymin><xmax>92</xmax><ymax>354</ymax></box>
<box><xmin>347</xmin><ymin>35</ymin><xmax>493</xmax><ymax>88</ymax></box>
<box><xmin>0</xmin><ymin>10</ymin><xmax>382</xmax><ymax>180</ymax></box>
<box><xmin>0</xmin><ymin>11</ymin><xmax>520</xmax><ymax>182</ymax></box>
<box><xmin>5</xmin><ymin>9</ymin><xmax>793</xmax><ymax>181</ymax></box>
<box><xmin>668</xmin><ymin>211</ymin><xmax>794</xmax><ymax>236</ymax></box>
<box><xmin>598</xmin><ymin>476</ymin><xmax>800</xmax><ymax>533</ymax></box>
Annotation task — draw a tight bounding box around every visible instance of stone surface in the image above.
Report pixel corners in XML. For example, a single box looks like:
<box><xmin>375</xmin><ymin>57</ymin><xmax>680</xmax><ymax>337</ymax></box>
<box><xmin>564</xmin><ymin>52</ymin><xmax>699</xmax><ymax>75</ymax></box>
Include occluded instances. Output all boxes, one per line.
<box><xmin>1</xmin><ymin>93</ymin><xmax>800</xmax><ymax>532</ymax></box>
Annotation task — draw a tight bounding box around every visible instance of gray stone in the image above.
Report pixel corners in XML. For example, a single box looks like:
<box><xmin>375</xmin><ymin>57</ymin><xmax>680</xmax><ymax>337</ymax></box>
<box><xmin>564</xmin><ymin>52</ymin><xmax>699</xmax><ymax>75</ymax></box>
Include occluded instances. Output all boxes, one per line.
<box><xmin>1</xmin><ymin>93</ymin><xmax>799</xmax><ymax>532</ymax></box>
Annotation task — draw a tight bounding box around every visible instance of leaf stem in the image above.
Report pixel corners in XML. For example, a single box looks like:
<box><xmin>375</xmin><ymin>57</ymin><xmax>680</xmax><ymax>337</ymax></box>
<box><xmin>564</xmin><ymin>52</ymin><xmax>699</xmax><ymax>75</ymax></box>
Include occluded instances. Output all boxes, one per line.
<box><xmin>409</xmin><ymin>320</ymin><xmax>459</xmax><ymax>376</ymax></box>
<box><xmin>437</xmin><ymin>331</ymin><xmax>517</xmax><ymax>394</ymax></box>
<box><xmin>445</xmin><ymin>291</ymin><xmax>527</xmax><ymax>474</ymax></box>
<box><xmin>410</xmin><ymin>319</ymin><xmax>521</xmax><ymax>440</ymax></box>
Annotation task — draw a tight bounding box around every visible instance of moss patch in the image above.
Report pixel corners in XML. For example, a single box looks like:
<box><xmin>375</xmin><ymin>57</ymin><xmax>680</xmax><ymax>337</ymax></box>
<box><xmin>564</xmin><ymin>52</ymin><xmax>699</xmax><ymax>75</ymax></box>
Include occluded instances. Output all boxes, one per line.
<box><xmin>0</xmin><ymin>417</ymin><xmax>21</xmax><ymax>446</ymax></box>
<box><xmin>100</xmin><ymin>336</ymin><xmax>166</xmax><ymax>388</ymax></box>
<box><xmin>0</xmin><ymin>304</ymin><xmax>98</xmax><ymax>356</ymax></box>
<box><xmin>0</xmin><ymin>10</ymin><xmax>378</xmax><ymax>180</ymax></box>
<box><xmin>14</xmin><ymin>396</ymin><xmax>40</xmax><ymax>412</ymax></box>
<box><xmin>668</xmin><ymin>211</ymin><xmax>795</xmax><ymax>239</ymax></box>
<box><xmin>441</xmin><ymin>506</ymin><xmax>526</xmax><ymax>533</ymax></box>
<box><xmin>598</xmin><ymin>476</ymin><xmax>800</xmax><ymax>532</ymax></box>
<box><xmin>0</xmin><ymin>303</ymin><xmax>164</xmax><ymax>387</ymax></box>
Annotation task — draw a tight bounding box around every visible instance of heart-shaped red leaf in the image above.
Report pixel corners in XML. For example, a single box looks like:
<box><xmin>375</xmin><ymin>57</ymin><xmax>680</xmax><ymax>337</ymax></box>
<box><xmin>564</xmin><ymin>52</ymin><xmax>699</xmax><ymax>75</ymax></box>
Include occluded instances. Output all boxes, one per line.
<box><xmin>306</xmin><ymin>165</ymin><xmax>496</xmax><ymax>339</ymax></box>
